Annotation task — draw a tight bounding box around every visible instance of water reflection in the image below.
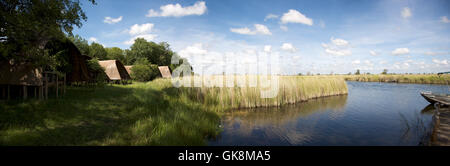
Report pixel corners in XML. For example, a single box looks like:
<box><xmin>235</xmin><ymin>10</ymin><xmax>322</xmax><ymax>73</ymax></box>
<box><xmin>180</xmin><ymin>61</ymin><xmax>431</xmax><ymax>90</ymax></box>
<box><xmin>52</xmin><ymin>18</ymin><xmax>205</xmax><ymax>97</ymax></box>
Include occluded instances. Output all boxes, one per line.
<box><xmin>210</xmin><ymin>82</ymin><xmax>447</xmax><ymax>146</ymax></box>
<box><xmin>210</xmin><ymin>95</ymin><xmax>347</xmax><ymax>145</ymax></box>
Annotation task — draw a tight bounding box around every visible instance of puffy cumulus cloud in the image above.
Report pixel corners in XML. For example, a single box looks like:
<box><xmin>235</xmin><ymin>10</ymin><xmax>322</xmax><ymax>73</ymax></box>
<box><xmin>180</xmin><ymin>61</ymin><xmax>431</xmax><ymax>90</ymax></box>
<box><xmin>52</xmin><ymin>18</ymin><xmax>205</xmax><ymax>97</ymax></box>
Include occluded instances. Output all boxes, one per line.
<box><xmin>124</xmin><ymin>34</ymin><xmax>157</xmax><ymax>45</ymax></box>
<box><xmin>424</xmin><ymin>51</ymin><xmax>450</xmax><ymax>56</ymax></box>
<box><xmin>264</xmin><ymin>14</ymin><xmax>278</xmax><ymax>21</ymax></box>
<box><xmin>322</xmin><ymin>37</ymin><xmax>351</xmax><ymax>56</ymax></box>
<box><xmin>401</xmin><ymin>7</ymin><xmax>412</xmax><ymax>19</ymax></box>
<box><xmin>432</xmin><ymin>59</ymin><xmax>448</xmax><ymax>65</ymax></box>
<box><xmin>281</xmin><ymin>43</ymin><xmax>297</xmax><ymax>53</ymax></box>
<box><xmin>370</xmin><ymin>50</ymin><xmax>378</xmax><ymax>56</ymax></box>
<box><xmin>230</xmin><ymin>24</ymin><xmax>272</xmax><ymax>35</ymax></box>
<box><xmin>88</xmin><ymin>37</ymin><xmax>98</xmax><ymax>42</ymax></box>
<box><xmin>146</xmin><ymin>1</ymin><xmax>207</xmax><ymax>17</ymax></box>
<box><xmin>128</xmin><ymin>23</ymin><xmax>154</xmax><ymax>36</ymax></box>
<box><xmin>351</xmin><ymin>60</ymin><xmax>360</xmax><ymax>65</ymax></box>
<box><xmin>441</xmin><ymin>16</ymin><xmax>450</xmax><ymax>23</ymax></box>
<box><xmin>178</xmin><ymin>43</ymin><xmax>208</xmax><ymax>58</ymax></box>
<box><xmin>331</xmin><ymin>37</ymin><xmax>349</xmax><ymax>46</ymax></box>
<box><xmin>104</xmin><ymin>16</ymin><xmax>123</xmax><ymax>24</ymax></box>
<box><xmin>263</xmin><ymin>45</ymin><xmax>272</xmax><ymax>53</ymax></box>
<box><xmin>391</xmin><ymin>48</ymin><xmax>410</xmax><ymax>55</ymax></box>
<box><xmin>280</xmin><ymin>9</ymin><xmax>313</xmax><ymax>25</ymax></box>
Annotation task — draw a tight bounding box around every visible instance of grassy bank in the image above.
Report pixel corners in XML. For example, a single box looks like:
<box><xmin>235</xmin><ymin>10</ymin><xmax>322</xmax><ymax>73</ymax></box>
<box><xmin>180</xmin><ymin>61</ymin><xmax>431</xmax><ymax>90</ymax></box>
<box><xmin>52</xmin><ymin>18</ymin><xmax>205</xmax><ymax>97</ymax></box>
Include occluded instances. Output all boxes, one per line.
<box><xmin>0</xmin><ymin>82</ymin><xmax>220</xmax><ymax>145</ymax></box>
<box><xmin>0</xmin><ymin>76</ymin><xmax>348</xmax><ymax>145</ymax></box>
<box><xmin>343</xmin><ymin>74</ymin><xmax>450</xmax><ymax>84</ymax></box>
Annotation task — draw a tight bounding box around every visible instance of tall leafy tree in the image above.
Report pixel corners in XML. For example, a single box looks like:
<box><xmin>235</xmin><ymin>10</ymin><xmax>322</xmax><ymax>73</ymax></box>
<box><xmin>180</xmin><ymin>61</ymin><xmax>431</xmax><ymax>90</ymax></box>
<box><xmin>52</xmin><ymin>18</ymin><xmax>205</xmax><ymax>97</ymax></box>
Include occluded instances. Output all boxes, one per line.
<box><xmin>89</xmin><ymin>42</ymin><xmax>107</xmax><ymax>60</ymax></box>
<box><xmin>105</xmin><ymin>47</ymin><xmax>126</xmax><ymax>64</ymax></box>
<box><xmin>0</xmin><ymin>0</ymin><xmax>96</xmax><ymax>68</ymax></box>
<box><xmin>68</xmin><ymin>34</ymin><xmax>90</xmax><ymax>55</ymax></box>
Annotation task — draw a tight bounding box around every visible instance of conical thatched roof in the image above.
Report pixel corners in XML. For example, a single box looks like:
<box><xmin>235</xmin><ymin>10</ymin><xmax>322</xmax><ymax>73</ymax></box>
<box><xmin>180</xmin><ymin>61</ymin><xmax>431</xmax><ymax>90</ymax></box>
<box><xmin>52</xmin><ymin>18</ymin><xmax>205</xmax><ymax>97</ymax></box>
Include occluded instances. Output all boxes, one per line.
<box><xmin>124</xmin><ymin>65</ymin><xmax>133</xmax><ymax>75</ymax></box>
<box><xmin>158</xmin><ymin>66</ymin><xmax>172</xmax><ymax>78</ymax></box>
<box><xmin>98</xmin><ymin>60</ymin><xmax>131</xmax><ymax>81</ymax></box>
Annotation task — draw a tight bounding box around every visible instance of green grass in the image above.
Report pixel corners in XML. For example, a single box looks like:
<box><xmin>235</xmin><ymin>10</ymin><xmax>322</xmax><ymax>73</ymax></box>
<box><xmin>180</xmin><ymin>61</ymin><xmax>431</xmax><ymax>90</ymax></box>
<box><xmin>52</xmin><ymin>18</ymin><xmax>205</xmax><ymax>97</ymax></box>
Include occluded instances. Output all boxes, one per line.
<box><xmin>0</xmin><ymin>75</ymin><xmax>348</xmax><ymax>145</ymax></box>
<box><xmin>170</xmin><ymin>75</ymin><xmax>348</xmax><ymax>110</ymax></box>
<box><xmin>343</xmin><ymin>74</ymin><xmax>450</xmax><ymax>84</ymax></box>
<box><xmin>0</xmin><ymin>82</ymin><xmax>220</xmax><ymax>145</ymax></box>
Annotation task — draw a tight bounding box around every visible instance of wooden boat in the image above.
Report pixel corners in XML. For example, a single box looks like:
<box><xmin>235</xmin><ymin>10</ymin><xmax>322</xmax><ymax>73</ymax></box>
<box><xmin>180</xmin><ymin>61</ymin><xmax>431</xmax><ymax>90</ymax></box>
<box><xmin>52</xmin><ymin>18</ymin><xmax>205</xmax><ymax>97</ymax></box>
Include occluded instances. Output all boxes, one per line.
<box><xmin>420</xmin><ymin>91</ymin><xmax>450</xmax><ymax>106</ymax></box>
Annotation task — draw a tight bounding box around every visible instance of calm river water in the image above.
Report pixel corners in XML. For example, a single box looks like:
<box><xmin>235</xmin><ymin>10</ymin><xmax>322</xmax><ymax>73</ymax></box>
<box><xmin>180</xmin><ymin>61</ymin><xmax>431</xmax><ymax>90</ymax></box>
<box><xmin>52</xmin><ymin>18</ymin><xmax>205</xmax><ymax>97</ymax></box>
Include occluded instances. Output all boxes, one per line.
<box><xmin>209</xmin><ymin>81</ymin><xmax>450</xmax><ymax>146</ymax></box>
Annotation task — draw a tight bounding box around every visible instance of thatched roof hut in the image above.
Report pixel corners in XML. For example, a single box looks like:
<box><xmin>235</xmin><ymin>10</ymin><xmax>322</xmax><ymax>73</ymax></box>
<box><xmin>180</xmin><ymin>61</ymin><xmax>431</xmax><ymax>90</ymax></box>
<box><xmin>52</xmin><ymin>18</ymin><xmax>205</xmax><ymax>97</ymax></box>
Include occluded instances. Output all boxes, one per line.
<box><xmin>45</xmin><ymin>39</ymin><xmax>91</xmax><ymax>83</ymax></box>
<box><xmin>158</xmin><ymin>66</ymin><xmax>172</xmax><ymax>78</ymax></box>
<box><xmin>124</xmin><ymin>65</ymin><xmax>133</xmax><ymax>75</ymax></box>
<box><xmin>98</xmin><ymin>60</ymin><xmax>131</xmax><ymax>81</ymax></box>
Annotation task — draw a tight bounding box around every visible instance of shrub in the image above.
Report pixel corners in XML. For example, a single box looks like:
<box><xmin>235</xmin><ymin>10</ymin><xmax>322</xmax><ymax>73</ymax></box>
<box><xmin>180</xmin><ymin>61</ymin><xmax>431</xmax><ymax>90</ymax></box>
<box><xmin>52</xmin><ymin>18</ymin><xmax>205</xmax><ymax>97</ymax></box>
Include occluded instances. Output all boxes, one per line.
<box><xmin>131</xmin><ymin>58</ymin><xmax>160</xmax><ymax>82</ymax></box>
<box><xmin>87</xmin><ymin>58</ymin><xmax>108</xmax><ymax>84</ymax></box>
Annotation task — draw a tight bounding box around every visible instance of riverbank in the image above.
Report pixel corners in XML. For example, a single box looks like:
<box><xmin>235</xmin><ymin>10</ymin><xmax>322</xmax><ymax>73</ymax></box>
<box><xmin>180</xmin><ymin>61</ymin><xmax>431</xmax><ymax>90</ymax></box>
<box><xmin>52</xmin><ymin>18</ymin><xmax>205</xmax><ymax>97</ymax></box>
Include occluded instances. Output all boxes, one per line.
<box><xmin>0</xmin><ymin>76</ymin><xmax>348</xmax><ymax>145</ymax></box>
<box><xmin>343</xmin><ymin>74</ymin><xmax>450</xmax><ymax>84</ymax></box>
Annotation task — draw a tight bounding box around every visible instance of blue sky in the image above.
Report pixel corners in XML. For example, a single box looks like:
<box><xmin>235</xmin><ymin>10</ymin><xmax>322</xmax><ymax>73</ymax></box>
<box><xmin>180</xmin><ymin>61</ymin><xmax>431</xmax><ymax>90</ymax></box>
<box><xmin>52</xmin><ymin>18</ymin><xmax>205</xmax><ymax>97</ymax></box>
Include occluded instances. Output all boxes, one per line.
<box><xmin>73</xmin><ymin>0</ymin><xmax>450</xmax><ymax>75</ymax></box>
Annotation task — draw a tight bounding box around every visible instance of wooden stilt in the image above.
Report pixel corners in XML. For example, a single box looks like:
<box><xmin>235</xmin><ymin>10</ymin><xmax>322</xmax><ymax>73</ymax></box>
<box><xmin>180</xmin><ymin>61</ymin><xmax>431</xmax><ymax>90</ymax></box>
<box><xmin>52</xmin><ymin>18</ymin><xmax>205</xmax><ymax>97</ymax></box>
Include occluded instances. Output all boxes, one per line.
<box><xmin>45</xmin><ymin>73</ymin><xmax>48</xmax><ymax>100</ymax></box>
<box><xmin>63</xmin><ymin>74</ymin><xmax>66</xmax><ymax>95</ymax></box>
<box><xmin>34</xmin><ymin>86</ymin><xmax>37</xmax><ymax>98</ymax></box>
<box><xmin>2</xmin><ymin>86</ymin><xmax>5</xmax><ymax>99</ymax></box>
<box><xmin>39</xmin><ymin>85</ymin><xmax>43</xmax><ymax>100</ymax></box>
<box><xmin>23</xmin><ymin>86</ymin><xmax>27</xmax><ymax>100</ymax></box>
<box><xmin>7</xmin><ymin>85</ymin><xmax>10</xmax><ymax>100</ymax></box>
<box><xmin>56</xmin><ymin>74</ymin><xmax>59</xmax><ymax>98</ymax></box>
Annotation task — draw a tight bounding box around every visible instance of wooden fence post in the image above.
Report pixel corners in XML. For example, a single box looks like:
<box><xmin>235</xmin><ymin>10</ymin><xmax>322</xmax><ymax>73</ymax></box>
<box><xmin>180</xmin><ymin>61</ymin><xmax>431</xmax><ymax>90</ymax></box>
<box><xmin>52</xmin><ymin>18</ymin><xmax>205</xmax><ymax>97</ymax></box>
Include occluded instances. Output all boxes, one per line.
<box><xmin>23</xmin><ymin>86</ymin><xmax>27</xmax><ymax>100</ymax></box>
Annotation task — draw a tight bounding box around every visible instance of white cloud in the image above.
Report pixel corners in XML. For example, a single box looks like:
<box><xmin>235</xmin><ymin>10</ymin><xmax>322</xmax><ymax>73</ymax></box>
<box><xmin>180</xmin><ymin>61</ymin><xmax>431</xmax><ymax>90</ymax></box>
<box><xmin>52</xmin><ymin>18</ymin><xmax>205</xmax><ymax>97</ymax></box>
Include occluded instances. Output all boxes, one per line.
<box><xmin>401</xmin><ymin>7</ymin><xmax>412</xmax><ymax>19</ymax></box>
<box><xmin>128</xmin><ymin>23</ymin><xmax>154</xmax><ymax>36</ymax></box>
<box><xmin>281</xmin><ymin>43</ymin><xmax>297</xmax><ymax>53</ymax></box>
<box><xmin>264</xmin><ymin>14</ymin><xmax>278</xmax><ymax>21</ymax></box>
<box><xmin>391</xmin><ymin>48</ymin><xmax>410</xmax><ymax>55</ymax></box>
<box><xmin>331</xmin><ymin>37</ymin><xmax>349</xmax><ymax>46</ymax></box>
<box><xmin>124</xmin><ymin>34</ymin><xmax>157</xmax><ymax>45</ymax></box>
<box><xmin>424</xmin><ymin>51</ymin><xmax>450</xmax><ymax>56</ymax></box>
<box><xmin>230</xmin><ymin>24</ymin><xmax>272</xmax><ymax>35</ymax></box>
<box><xmin>325</xmin><ymin>49</ymin><xmax>351</xmax><ymax>56</ymax></box>
<box><xmin>280</xmin><ymin>25</ymin><xmax>288</xmax><ymax>31</ymax></box>
<box><xmin>88</xmin><ymin>37</ymin><xmax>98</xmax><ymax>42</ymax></box>
<box><xmin>322</xmin><ymin>37</ymin><xmax>351</xmax><ymax>56</ymax></box>
<box><xmin>351</xmin><ymin>60</ymin><xmax>360</xmax><ymax>65</ymax></box>
<box><xmin>370</xmin><ymin>50</ymin><xmax>378</xmax><ymax>56</ymax></box>
<box><xmin>432</xmin><ymin>59</ymin><xmax>448</xmax><ymax>65</ymax></box>
<box><xmin>104</xmin><ymin>16</ymin><xmax>123</xmax><ymax>24</ymax></box>
<box><xmin>146</xmin><ymin>1</ymin><xmax>207</xmax><ymax>17</ymax></box>
<box><xmin>179</xmin><ymin>43</ymin><xmax>208</xmax><ymax>58</ymax></box>
<box><xmin>280</xmin><ymin>9</ymin><xmax>313</xmax><ymax>25</ymax></box>
<box><xmin>441</xmin><ymin>16</ymin><xmax>450</xmax><ymax>23</ymax></box>
<box><xmin>263</xmin><ymin>45</ymin><xmax>272</xmax><ymax>53</ymax></box>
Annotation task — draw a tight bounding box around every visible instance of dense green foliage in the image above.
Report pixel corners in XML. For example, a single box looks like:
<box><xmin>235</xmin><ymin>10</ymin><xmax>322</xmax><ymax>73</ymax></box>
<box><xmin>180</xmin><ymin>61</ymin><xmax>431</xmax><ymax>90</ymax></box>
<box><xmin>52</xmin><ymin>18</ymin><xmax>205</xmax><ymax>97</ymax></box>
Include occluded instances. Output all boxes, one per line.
<box><xmin>106</xmin><ymin>47</ymin><xmax>126</xmax><ymax>64</ymax></box>
<box><xmin>0</xmin><ymin>0</ymin><xmax>96</xmax><ymax>68</ymax></box>
<box><xmin>130</xmin><ymin>58</ymin><xmax>160</xmax><ymax>82</ymax></box>
<box><xmin>88</xmin><ymin>42</ymin><xmax>107</xmax><ymax>60</ymax></box>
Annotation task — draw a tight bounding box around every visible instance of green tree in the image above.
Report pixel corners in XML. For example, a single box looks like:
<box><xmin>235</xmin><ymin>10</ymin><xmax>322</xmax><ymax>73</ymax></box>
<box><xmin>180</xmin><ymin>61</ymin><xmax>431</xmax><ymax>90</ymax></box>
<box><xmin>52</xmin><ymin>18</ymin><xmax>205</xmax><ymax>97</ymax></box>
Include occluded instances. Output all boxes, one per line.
<box><xmin>106</xmin><ymin>47</ymin><xmax>126</xmax><ymax>63</ymax></box>
<box><xmin>89</xmin><ymin>42</ymin><xmax>107</xmax><ymax>60</ymax></box>
<box><xmin>68</xmin><ymin>35</ymin><xmax>90</xmax><ymax>55</ymax></box>
<box><xmin>0</xmin><ymin>0</ymin><xmax>96</xmax><ymax>68</ymax></box>
<box><xmin>355</xmin><ymin>69</ymin><xmax>360</xmax><ymax>75</ymax></box>
<box><xmin>131</xmin><ymin>58</ymin><xmax>159</xmax><ymax>82</ymax></box>
<box><xmin>381</xmin><ymin>69</ymin><xmax>388</xmax><ymax>75</ymax></box>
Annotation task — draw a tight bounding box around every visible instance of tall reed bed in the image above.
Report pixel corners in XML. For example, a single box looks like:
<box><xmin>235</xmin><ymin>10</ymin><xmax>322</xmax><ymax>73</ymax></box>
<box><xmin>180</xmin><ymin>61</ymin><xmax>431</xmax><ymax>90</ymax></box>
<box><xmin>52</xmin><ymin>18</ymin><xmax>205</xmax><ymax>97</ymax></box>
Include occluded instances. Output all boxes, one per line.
<box><xmin>343</xmin><ymin>74</ymin><xmax>450</xmax><ymax>84</ymax></box>
<box><xmin>154</xmin><ymin>75</ymin><xmax>348</xmax><ymax>110</ymax></box>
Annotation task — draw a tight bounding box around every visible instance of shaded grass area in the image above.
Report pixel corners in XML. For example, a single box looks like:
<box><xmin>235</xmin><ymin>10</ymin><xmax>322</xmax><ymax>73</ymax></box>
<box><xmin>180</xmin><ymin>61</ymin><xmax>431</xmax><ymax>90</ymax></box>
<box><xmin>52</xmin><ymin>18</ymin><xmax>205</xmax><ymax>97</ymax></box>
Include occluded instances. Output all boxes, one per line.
<box><xmin>0</xmin><ymin>82</ymin><xmax>220</xmax><ymax>145</ymax></box>
<box><xmin>343</xmin><ymin>74</ymin><xmax>450</xmax><ymax>84</ymax></box>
